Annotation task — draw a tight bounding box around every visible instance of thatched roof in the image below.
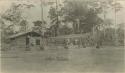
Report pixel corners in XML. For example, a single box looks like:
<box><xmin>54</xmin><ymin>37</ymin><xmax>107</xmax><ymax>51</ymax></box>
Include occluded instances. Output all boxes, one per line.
<box><xmin>8</xmin><ymin>30</ymin><xmax>42</xmax><ymax>39</ymax></box>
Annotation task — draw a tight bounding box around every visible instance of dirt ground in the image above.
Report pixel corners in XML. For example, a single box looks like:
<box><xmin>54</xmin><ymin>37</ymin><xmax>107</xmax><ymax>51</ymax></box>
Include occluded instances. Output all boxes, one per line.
<box><xmin>0</xmin><ymin>46</ymin><xmax>124</xmax><ymax>73</ymax></box>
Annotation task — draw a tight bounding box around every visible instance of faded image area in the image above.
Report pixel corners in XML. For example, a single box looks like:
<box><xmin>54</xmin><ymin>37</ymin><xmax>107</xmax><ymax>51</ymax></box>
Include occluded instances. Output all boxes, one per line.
<box><xmin>0</xmin><ymin>0</ymin><xmax>125</xmax><ymax>73</ymax></box>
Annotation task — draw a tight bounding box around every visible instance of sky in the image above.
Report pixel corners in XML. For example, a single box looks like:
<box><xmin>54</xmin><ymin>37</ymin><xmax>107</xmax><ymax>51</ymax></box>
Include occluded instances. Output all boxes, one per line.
<box><xmin>0</xmin><ymin>0</ymin><xmax>125</xmax><ymax>28</ymax></box>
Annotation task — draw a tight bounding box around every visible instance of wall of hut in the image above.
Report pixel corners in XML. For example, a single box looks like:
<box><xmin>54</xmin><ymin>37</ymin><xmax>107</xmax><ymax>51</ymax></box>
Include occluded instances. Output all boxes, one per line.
<box><xmin>9</xmin><ymin>35</ymin><xmax>44</xmax><ymax>51</ymax></box>
<box><xmin>10</xmin><ymin>36</ymin><xmax>26</xmax><ymax>51</ymax></box>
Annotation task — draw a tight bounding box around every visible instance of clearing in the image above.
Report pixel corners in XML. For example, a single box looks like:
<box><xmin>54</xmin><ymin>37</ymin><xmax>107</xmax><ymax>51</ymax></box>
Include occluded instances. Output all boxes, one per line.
<box><xmin>1</xmin><ymin>46</ymin><xmax>124</xmax><ymax>73</ymax></box>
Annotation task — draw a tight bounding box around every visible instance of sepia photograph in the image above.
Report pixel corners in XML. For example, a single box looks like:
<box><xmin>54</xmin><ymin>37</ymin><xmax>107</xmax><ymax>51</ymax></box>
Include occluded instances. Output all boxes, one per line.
<box><xmin>0</xmin><ymin>0</ymin><xmax>125</xmax><ymax>73</ymax></box>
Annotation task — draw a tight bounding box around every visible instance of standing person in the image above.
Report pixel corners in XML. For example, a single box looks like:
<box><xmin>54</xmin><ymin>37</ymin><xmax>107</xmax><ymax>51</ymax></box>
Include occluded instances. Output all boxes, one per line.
<box><xmin>40</xmin><ymin>38</ymin><xmax>44</xmax><ymax>50</ymax></box>
<box><xmin>96</xmin><ymin>31</ymin><xmax>103</xmax><ymax>49</ymax></box>
<box><xmin>81</xmin><ymin>38</ymin><xmax>86</xmax><ymax>48</ymax></box>
<box><xmin>96</xmin><ymin>39</ymin><xmax>102</xmax><ymax>48</ymax></box>
<box><xmin>74</xmin><ymin>39</ymin><xmax>78</xmax><ymax>45</ymax></box>
<box><xmin>64</xmin><ymin>39</ymin><xmax>70</xmax><ymax>49</ymax></box>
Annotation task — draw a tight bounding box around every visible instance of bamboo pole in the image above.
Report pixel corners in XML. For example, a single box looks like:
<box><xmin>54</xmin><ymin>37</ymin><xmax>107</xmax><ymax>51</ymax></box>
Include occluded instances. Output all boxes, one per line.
<box><xmin>56</xmin><ymin>0</ymin><xmax>59</xmax><ymax>36</ymax></box>
<box><xmin>114</xmin><ymin>0</ymin><xmax>118</xmax><ymax>46</ymax></box>
<box><xmin>41</xmin><ymin>0</ymin><xmax>44</xmax><ymax>22</ymax></box>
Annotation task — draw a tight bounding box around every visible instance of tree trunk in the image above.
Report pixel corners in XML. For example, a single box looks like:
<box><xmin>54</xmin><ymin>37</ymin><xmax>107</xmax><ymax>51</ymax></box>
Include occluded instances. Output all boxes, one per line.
<box><xmin>76</xmin><ymin>19</ymin><xmax>80</xmax><ymax>33</ymax></box>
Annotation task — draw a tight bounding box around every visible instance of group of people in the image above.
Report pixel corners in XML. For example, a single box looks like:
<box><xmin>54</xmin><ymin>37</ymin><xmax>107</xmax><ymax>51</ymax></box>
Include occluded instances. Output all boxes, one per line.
<box><xmin>63</xmin><ymin>38</ymin><xmax>87</xmax><ymax>49</ymax></box>
<box><xmin>63</xmin><ymin>37</ymin><xmax>101</xmax><ymax>49</ymax></box>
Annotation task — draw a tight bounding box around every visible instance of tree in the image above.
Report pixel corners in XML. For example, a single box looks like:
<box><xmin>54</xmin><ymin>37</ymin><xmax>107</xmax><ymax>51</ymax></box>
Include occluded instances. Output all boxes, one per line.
<box><xmin>117</xmin><ymin>23</ymin><xmax>124</xmax><ymax>45</ymax></box>
<box><xmin>20</xmin><ymin>20</ymin><xmax>28</xmax><ymax>32</ymax></box>
<box><xmin>0</xmin><ymin>18</ymin><xmax>7</xmax><ymax>43</ymax></box>
<box><xmin>95</xmin><ymin>0</ymin><xmax>123</xmax><ymax>47</ymax></box>
<box><xmin>0</xmin><ymin>2</ymin><xmax>34</xmax><ymax>47</ymax></box>
<box><xmin>47</xmin><ymin>24</ymin><xmax>58</xmax><ymax>37</ymax></box>
<box><xmin>48</xmin><ymin>0</ymin><xmax>104</xmax><ymax>35</ymax></box>
<box><xmin>1</xmin><ymin>3</ymin><xmax>34</xmax><ymax>34</ymax></box>
<box><xmin>60</xmin><ymin>0</ymin><xmax>103</xmax><ymax>34</ymax></box>
<box><xmin>59</xmin><ymin>25</ymin><xmax>73</xmax><ymax>35</ymax></box>
<box><xmin>48</xmin><ymin>4</ymin><xmax>64</xmax><ymax>36</ymax></box>
<box><xmin>63</xmin><ymin>0</ymin><xmax>89</xmax><ymax>33</ymax></box>
<box><xmin>48</xmin><ymin>0</ymin><xmax>123</xmax><ymax>47</ymax></box>
<box><xmin>32</xmin><ymin>20</ymin><xmax>47</xmax><ymax>35</ymax></box>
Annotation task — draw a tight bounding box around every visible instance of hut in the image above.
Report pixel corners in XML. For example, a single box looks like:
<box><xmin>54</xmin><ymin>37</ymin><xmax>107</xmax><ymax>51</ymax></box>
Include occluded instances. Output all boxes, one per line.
<box><xmin>8</xmin><ymin>30</ymin><xmax>44</xmax><ymax>51</ymax></box>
